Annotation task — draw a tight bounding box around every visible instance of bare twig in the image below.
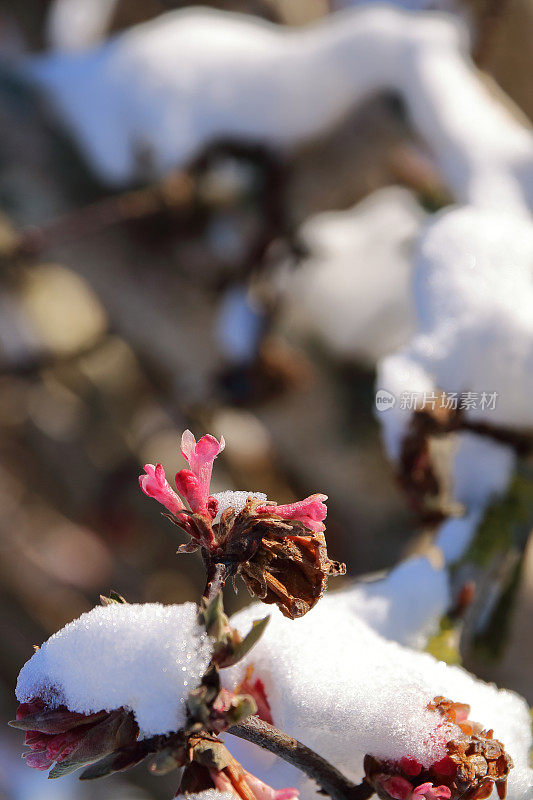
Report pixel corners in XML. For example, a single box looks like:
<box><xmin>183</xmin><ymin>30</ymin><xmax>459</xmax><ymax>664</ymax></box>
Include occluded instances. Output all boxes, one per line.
<box><xmin>229</xmin><ymin>716</ymin><xmax>374</xmax><ymax>800</ymax></box>
<box><xmin>9</xmin><ymin>172</ymin><xmax>191</xmax><ymax>259</ymax></box>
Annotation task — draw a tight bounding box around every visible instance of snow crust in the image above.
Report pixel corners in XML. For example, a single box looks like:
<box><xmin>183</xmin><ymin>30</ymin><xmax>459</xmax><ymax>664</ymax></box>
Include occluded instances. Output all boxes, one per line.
<box><xmin>222</xmin><ymin>600</ymin><xmax>532</xmax><ymax>800</ymax></box>
<box><xmin>26</xmin><ymin>6</ymin><xmax>533</xmax><ymax>206</ymax></box>
<box><xmin>283</xmin><ymin>187</ymin><xmax>424</xmax><ymax>364</ymax></box>
<box><xmin>16</xmin><ymin>603</ymin><xmax>212</xmax><ymax>738</ymax></box>
<box><xmin>212</xmin><ymin>490</ymin><xmax>268</xmax><ymax>521</ymax></box>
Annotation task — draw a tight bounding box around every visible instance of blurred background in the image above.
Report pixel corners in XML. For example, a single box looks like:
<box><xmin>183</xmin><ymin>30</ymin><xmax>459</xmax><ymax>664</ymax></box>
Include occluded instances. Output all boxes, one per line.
<box><xmin>0</xmin><ymin>0</ymin><xmax>531</xmax><ymax>798</ymax></box>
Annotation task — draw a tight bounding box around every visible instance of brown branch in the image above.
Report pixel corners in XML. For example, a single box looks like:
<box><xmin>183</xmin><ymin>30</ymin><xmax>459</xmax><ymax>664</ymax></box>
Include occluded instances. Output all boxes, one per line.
<box><xmin>10</xmin><ymin>172</ymin><xmax>192</xmax><ymax>259</ymax></box>
<box><xmin>229</xmin><ymin>716</ymin><xmax>374</xmax><ymax>800</ymax></box>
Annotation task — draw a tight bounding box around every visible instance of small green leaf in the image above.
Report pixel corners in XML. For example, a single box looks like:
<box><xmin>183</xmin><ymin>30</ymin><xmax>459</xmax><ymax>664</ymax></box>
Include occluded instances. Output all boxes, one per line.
<box><xmin>222</xmin><ymin>615</ymin><xmax>270</xmax><ymax>668</ymax></box>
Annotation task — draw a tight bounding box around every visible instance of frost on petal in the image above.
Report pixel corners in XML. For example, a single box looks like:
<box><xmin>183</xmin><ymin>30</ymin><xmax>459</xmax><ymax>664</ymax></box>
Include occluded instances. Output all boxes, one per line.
<box><xmin>258</xmin><ymin>494</ymin><xmax>328</xmax><ymax>533</ymax></box>
<box><xmin>16</xmin><ymin>603</ymin><xmax>212</xmax><ymax>738</ymax></box>
<box><xmin>139</xmin><ymin>463</ymin><xmax>185</xmax><ymax>517</ymax></box>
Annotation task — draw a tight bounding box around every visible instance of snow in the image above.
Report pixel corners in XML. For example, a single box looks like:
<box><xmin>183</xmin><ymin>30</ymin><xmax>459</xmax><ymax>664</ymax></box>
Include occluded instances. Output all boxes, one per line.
<box><xmin>16</xmin><ymin>602</ymin><xmax>213</xmax><ymax>739</ymax></box>
<box><xmin>212</xmin><ymin>490</ymin><xmax>268</xmax><ymax>521</ymax></box>
<box><xmin>378</xmin><ymin>207</ymin><xmax>533</xmax><ymax>461</ymax></box>
<box><xmin>46</xmin><ymin>0</ymin><xmax>119</xmax><ymax>52</ymax></box>
<box><xmin>433</xmin><ymin>433</ymin><xmax>515</xmax><ymax>562</ymax></box>
<box><xmin>222</xmin><ymin>600</ymin><xmax>532</xmax><ymax>800</ymax></box>
<box><xmin>376</xmin><ymin>207</ymin><xmax>531</xmax><ymax>561</ymax></box>
<box><xmin>334</xmin><ymin>556</ymin><xmax>449</xmax><ymax>648</ymax></box>
<box><xmin>283</xmin><ymin>187</ymin><xmax>424</xmax><ymax>364</ymax></box>
<box><xmin>26</xmin><ymin>6</ymin><xmax>533</xmax><ymax>206</ymax></box>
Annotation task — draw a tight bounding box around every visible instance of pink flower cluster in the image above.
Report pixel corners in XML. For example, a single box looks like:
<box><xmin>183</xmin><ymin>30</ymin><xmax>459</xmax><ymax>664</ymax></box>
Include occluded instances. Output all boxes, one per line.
<box><xmin>16</xmin><ymin>699</ymin><xmax>113</xmax><ymax>772</ymax></box>
<box><xmin>139</xmin><ymin>430</ymin><xmax>328</xmax><ymax>547</ymax></box>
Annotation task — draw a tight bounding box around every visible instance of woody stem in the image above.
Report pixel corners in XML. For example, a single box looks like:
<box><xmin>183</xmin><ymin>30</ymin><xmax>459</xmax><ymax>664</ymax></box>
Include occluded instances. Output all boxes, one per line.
<box><xmin>229</xmin><ymin>716</ymin><xmax>374</xmax><ymax>800</ymax></box>
<box><xmin>202</xmin><ymin>561</ymin><xmax>230</xmax><ymax>603</ymax></box>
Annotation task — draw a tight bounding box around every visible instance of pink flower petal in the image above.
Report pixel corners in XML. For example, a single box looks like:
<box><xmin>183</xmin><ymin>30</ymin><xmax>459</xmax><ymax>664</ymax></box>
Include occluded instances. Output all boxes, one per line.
<box><xmin>243</xmin><ymin>771</ymin><xmax>299</xmax><ymax>800</ymax></box>
<box><xmin>139</xmin><ymin>463</ymin><xmax>185</xmax><ymax>517</ymax></box>
<box><xmin>413</xmin><ymin>783</ymin><xmax>452</xmax><ymax>800</ymax></box>
<box><xmin>258</xmin><ymin>494</ymin><xmax>328</xmax><ymax>533</ymax></box>
<box><xmin>178</xmin><ymin>430</ymin><xmax>225</xmax><ymax>514</ymax></box>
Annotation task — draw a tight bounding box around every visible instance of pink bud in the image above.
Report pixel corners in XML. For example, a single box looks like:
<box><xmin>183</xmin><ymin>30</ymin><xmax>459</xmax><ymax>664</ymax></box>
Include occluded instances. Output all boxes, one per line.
<box><xmin>432</xmin><ymin>756</ymin><xmax>456</xmax><ymax>776</ymax></box>
<box><xmin>258</xmin><ymin>494</ymin><xmax>328</xmax><ymax>533</ymax></box>
<box><xmin>400</xmin><ymin>757</ymin><xmax>423</xmax><ymax>776</ymax></box>
<box><xmin>382</xmin><ymin>777</ymin><xmax>414</xmax><ymax>800</ymax></box>
<box><xmin>139</xmin><ymin>463</ymin><xmax>185</xmax><ymax>517</ymax></box>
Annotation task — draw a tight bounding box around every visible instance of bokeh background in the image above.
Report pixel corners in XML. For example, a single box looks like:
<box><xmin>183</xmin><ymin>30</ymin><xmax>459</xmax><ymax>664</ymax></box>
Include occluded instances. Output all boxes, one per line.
<box><xmin>0</xmin><ymin>1</ymin><xmax>531</xmax><ymax>798</ymax></box>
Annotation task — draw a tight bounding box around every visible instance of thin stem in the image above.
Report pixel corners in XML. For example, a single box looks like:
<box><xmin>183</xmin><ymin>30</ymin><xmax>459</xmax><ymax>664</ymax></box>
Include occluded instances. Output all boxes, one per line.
<box><xmin>202</xmin><ymin>561</ymin><xmax>230</xmax><ymax>604</ymax></box>
<box><xmin>9</xmin><ymin>173</ymin><xmax>191</xmax><ymax>259</ymax></box>
<box><xmin>229</xmin><ymin>716</ymin><xmax>374</xmax><ymax>800</ymax></box>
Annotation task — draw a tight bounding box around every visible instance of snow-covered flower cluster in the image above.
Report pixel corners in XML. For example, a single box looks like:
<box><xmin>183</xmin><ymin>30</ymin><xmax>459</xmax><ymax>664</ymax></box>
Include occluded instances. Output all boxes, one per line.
<box><xmin>223</xmin><ymin>597</ymin><xmax>531</xmax><ymax>800</ymax></box>
<box><xmin>10</xmin><ymin>429</ymin><xmax>532</xmax><ymax>800</ymax></box>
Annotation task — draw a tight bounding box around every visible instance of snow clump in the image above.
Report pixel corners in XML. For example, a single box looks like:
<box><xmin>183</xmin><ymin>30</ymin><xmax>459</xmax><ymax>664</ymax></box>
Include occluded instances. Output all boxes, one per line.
<box><xmin>16</xmin><ymin>602</ymin><xmax>212</xmax><ymax>738</ymax></box>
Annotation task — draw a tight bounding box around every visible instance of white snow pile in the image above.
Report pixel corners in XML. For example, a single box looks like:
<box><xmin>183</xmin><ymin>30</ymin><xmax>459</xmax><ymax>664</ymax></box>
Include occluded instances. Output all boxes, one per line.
<box><xmin>282</xmin><ymin>187</ymin><xmax>424</xmax><ymax>364</ymax></box>
<box><xmin>16</xmin><ymin>602</ymin><xmax>212</xmax><ymax>738</ymax></box>
<box><xmin>378</xmin><ymin>206</ymin><xmax>533</xmax><ymax>460</ymax></box>
<box><xmin>213</xmin><ymin>490</ymin><xmax>268</xmax><ymax>521</ymax></box>
<box><xmin>25</xmin><ymin>6</ymin><xmax>533</xmax><ymax>206</ymax></box>
<box><xmin>222</xmin><ymin>600</ymin><xmax>532</xmax><ymax>800</ymax></box>
<box><xmin>336</xmin><ymin>555</ymin><xmax>449</xmax><ymax>648</ymax></box>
